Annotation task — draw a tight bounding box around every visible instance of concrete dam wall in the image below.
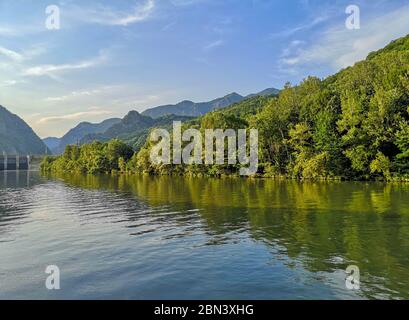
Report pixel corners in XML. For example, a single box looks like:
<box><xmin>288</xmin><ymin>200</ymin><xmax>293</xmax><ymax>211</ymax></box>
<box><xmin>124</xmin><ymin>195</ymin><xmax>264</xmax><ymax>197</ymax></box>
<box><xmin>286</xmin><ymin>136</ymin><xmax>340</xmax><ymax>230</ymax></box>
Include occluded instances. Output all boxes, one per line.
<box><xmin>0</xmin><ymin>155</ymin><xmax>30</xmax><ymax>171</ymax></box>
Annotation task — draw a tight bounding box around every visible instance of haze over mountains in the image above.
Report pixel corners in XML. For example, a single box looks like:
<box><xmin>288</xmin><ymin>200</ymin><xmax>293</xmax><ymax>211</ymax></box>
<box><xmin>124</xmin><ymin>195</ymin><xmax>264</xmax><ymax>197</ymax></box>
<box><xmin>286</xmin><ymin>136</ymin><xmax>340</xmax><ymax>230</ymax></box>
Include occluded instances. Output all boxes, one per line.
<box><xmin>81</xmin><ymin>112</ymin><xmax>193</xmax><ymax>151</ymax></box>
<box><xmin>48</xmin><ymin>118</ymin><xmax>121</xmax><ymax>154</ymax></box>
<box><xmin>43</xmin><ymin>87</ymin><xmax>279</xmax><ymax>154</ymax></box>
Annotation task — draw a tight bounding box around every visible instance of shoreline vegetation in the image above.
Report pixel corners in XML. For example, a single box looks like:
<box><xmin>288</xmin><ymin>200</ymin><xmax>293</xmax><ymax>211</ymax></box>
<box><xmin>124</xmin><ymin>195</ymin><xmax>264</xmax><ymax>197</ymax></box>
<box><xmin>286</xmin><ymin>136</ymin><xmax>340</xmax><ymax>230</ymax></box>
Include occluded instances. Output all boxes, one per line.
<box><xmin>41</xmin><ymin>35</ymin><xmax>409</xmax><ymax>182</ymax></box>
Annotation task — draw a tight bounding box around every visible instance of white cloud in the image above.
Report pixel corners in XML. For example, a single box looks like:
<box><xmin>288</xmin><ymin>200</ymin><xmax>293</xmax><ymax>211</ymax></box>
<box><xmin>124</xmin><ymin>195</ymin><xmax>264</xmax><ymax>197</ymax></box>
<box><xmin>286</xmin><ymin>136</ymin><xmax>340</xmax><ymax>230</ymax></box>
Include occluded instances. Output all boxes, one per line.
<box><xmin>281</xmin><ymin>4</ymin><xmax>409</xmax><ymax>70</ymax></box>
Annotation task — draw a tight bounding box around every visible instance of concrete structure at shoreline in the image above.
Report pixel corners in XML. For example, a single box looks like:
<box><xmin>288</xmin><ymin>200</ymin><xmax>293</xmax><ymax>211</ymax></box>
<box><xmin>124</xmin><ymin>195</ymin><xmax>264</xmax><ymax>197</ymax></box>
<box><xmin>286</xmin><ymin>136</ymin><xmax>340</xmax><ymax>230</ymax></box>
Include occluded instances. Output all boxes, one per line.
<box><xmin>0</xmin><ymin>155</ymin><xmax>31</xmax><ymax>171</ymax></box>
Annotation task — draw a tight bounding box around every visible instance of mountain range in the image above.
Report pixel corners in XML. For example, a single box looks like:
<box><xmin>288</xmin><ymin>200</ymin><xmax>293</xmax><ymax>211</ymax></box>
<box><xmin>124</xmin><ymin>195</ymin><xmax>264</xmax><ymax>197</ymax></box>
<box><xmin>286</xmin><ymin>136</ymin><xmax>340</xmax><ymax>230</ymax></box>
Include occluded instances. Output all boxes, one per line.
<box><xmin>0</xmin><ymin>87</ymin><xmax>279</xmax><ymax>155</ymax></box>
<box><xmin>43</xmin><ymin>87</ymin><xmax>279</xmax><ymax>154</ymax></box>
<box><xmin>141</xmin><ymin>88</ymin><xmax>279</xmax><ymax>118</ymax></box>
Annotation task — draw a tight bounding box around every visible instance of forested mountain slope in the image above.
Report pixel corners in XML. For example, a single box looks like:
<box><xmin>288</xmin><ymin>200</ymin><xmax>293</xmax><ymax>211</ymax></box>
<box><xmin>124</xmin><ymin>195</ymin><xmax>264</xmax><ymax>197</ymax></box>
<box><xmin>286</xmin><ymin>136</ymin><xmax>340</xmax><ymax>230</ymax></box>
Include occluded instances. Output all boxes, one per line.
<box><xmin>42</xmin><ymin>34</ymin><xmax>409</xmax><ymax>181</ymax></box>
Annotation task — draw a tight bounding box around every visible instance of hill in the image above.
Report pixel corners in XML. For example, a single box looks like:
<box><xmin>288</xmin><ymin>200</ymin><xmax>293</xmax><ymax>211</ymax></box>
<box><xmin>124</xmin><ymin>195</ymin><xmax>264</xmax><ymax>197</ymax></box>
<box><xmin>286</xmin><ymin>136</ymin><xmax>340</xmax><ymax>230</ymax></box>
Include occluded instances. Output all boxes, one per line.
<box><xmin>51</xmin><ymin>118</ymin><xmax>121</xmax><ymax>154</ymax></box>
<box><xmin>0</xmin><ymin>105</ymin><xmax>49</xmax><ymax>155</ymax></box>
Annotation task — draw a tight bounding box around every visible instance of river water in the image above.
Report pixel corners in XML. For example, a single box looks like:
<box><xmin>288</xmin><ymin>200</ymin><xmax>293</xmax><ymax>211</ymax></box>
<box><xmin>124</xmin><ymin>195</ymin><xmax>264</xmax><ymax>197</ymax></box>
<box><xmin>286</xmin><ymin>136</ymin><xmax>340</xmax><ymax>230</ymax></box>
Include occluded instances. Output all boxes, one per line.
<box><xmin>0</xmin><ymin>171</ymin><xmax>408</xmax><ymax>299</ymax></box>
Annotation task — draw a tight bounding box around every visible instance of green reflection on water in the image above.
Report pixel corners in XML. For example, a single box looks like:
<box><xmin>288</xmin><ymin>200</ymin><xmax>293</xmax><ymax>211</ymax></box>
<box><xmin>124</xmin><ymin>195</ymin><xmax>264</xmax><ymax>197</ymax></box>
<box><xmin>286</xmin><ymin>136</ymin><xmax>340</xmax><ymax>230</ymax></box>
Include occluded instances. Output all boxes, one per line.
<box><xmin>45</xmin><ymin>173</ymin><xmax>409</xmax><ymax>299</ymax></box>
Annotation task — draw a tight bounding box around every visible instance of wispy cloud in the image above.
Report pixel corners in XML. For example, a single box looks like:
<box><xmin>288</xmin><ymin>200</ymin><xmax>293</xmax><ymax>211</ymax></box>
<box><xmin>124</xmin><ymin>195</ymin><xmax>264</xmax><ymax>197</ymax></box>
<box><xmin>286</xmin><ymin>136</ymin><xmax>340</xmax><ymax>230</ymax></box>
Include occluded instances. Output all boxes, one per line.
<box><xmin>270</xmin><ymin>15</ymin><xmax>330</xmax><ymax>39</ymax></box>
<box><xmin>0</xmin><ymin>80</ymin><xmax>24</xmax><ymax>87</ymax></box>
<box><xmin>162</xmin><ymin>21</ymin><xmax>177</xmax><ymax>31</ymax></box>
<box><xmin>113</xmin><ymin>0</ymin><xmax>155</xmax><ymax>26</ymax></box>
<box><xmin>203</xmin><ymin>39</ymin><xmax>224</xmax><ymax>51</ymax></box>
<box><xmin>0</xmin><ymin>26</ymin><xmax>16</xmax><ymax>37</ymax></box>
<box><xmin>67</xmin><ymin>0</ymin><xmax>155</xmax><ymax>27</ymax></box>
<box><xmin>0</xmin><ymin>45</ymin><xmax>47</xmax><ymax>63</ymax></box>
<box><xmin>0</xmin><ymin>46</ymin><xmax>24</xmax><ymax>62</ymax></box>
<box><xmin>45</xmin><ymin>90</ymin><xmax>100</xmax><ymax>102</ymax></box>
<box><xmin>38</xmin><ymin>109</ymin><xmax>112</xmax><ymax>124</ymax></box>
<box><xmin>0</xmin><ymin>25</ymin><xmax>43</xmax><ymax>37</ymax></box>
<box><xmin>280</xmin><ymin>4</ymin><xmax>409</xmax><ymax>71</ymax></box>
<box><xmin>205</xmin><ymin>16</ymin><xmax>233</xmax><ymax>35</ymax></box>
<box><xmin>44</xmin><ymin>86</ymin><xmax>119</xmax><ymax>102</ymax></box>
<box><xmin>0</xmin><ymin>45</ymin><xmax>49</xmax><ymax>85</ymax></box>
<box><xmin>22</xmin><ymin>51</ymin><xmax>108</xmax><ymax>78</ymax></box>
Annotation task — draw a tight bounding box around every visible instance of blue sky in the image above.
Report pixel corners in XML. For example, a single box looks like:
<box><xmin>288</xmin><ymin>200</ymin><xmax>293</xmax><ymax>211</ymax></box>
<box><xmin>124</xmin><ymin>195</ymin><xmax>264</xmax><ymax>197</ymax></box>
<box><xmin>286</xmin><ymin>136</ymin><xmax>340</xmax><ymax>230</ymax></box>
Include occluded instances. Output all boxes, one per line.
<box><xmin>0</xmin><ymin>0</ymin><xmax>408</xmax><ymax>137</ymax></box>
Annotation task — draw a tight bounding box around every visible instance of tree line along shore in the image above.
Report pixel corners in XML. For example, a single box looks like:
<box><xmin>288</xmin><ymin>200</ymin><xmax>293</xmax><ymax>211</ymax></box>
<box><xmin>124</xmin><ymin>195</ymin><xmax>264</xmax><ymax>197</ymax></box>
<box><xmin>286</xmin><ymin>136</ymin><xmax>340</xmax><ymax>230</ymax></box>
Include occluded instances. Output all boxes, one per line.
<box><xmin>41</xmin><ymin>35</ymin><xmax>409</xmax><ymax>182</ymax></box>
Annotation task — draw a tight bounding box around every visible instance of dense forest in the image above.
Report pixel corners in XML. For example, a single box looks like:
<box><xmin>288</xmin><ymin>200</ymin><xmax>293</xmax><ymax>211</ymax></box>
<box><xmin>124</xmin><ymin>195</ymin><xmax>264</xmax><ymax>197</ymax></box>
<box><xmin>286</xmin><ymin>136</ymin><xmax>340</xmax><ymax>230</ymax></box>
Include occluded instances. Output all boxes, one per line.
<box><xmin>41</xmin><ymin>35</ymin><xmax>409</xmax><ymax>181</ymax></box>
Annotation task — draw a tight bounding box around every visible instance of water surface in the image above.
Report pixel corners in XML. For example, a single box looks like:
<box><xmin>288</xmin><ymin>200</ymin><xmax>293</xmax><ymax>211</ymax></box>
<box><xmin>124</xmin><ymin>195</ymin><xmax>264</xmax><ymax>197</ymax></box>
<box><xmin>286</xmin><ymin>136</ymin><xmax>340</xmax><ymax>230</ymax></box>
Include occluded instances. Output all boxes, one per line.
<box><xmin>1</xmin><ymin>171</ymin><xmax>408</xmax><ymax>299</ymax></box>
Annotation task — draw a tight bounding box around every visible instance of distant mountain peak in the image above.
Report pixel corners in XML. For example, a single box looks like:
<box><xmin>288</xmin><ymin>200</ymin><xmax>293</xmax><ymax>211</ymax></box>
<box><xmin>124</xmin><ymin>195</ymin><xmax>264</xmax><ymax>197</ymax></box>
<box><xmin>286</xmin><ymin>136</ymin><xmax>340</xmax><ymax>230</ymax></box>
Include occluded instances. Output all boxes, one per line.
<box><xmin>127</xmin><ymin>110</ymin><xmax>140</xmax><ymax>115</ymax></box>
<box><xmin>122</xmin><ymin>110</ymin><xmax>152</xmax><ymax>123</ymax></box>
<box><xmin>246</xmin><ymin>87</ymin><xmax>280</xmax><ymax>98</ymax></box>
<box><xmin>76</xmin><ymin>121</ymin><xmax>93</xmax><ymax>128</ymax></box>
<box><xmin>49</xmin><ymin>86</ymin><xmax>280</xmax><ymax>153</ymax></box>
<box><xmin>226</xmin><ymin>92</ymin><xmax>242</xmax><ymax>97</ymax></box>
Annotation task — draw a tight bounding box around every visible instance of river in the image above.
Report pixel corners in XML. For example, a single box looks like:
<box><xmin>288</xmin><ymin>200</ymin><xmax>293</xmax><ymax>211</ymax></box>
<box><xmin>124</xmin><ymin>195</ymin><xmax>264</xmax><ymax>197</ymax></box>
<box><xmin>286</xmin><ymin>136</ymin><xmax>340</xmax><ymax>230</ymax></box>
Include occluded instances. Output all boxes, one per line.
<box><xmin>1</xmin><ymin>171</ymin><xmax>408</xmax><ymax>299</ymax></box>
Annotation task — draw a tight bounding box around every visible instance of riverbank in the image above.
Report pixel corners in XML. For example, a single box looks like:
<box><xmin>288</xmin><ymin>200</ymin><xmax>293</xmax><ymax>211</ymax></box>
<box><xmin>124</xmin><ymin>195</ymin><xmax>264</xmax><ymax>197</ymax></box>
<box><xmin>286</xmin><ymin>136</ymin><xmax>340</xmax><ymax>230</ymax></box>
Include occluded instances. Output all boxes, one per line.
<box><xmin>41</xmin><ymin>165</ymin><xmax>409</xmax><ymax>183</ymax></box>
